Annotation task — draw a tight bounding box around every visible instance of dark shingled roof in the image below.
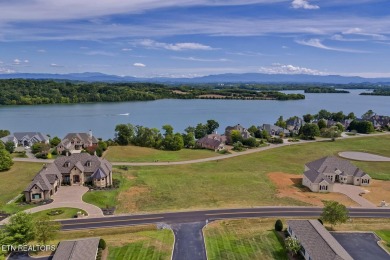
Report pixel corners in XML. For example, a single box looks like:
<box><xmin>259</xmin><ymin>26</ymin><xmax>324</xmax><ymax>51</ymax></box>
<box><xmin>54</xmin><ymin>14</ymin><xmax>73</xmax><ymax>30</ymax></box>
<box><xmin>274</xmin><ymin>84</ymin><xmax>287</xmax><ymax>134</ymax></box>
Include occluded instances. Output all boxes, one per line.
<box><xmin>53</xmin><ymin>237</ymin><xmax>100</xmax><ymax>260</ymax></box>
<box><xmin>13</xmin><ymin>132</ymin><xmax>49</xmax><ymax>142</ymax></box>
<box><xmin>306</xmin><ymin>156</ymin><xmax>369</xmax><ymax>180</ymax></box>
<box><xmin>91</xmin><ymin>168</ymin><xmax>107</xmax><ymax>179</ymax></box>
<box><xmin>58</xmin><ymin>132</ymin><xmax>98</xmax><ymax>150</ymax></box>
<box><xmin>24</xmin><ymin>164</ymin><xmax>62</xmax><ymax>192</ymax></box>
<box><xmin>288</xmin><ymin>220</ymin><xmax>353</xmax><ymax>260</ymax></box>
<box><xmin>196</xmin><ymin>136</ymin><xmax>223</xmax><ymax>149</ymax></box>
<box><xmin>304</xmin><ymin>169</ymin><xmax>332</xmax><ymax>184</ymax></box>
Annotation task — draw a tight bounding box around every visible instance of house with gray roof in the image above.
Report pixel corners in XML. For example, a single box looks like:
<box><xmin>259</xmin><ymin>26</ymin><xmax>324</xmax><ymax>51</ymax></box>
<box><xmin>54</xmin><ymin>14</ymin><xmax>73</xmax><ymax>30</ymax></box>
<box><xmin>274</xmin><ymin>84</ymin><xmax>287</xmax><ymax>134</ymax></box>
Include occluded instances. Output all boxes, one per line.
<box><xmin>287</xmin><ymin>220</ymin><xmax>353</xmax><ymax>260</ymax></box>
<box><xmin>57</xmin><ymin>131</ymin><xmax>98</xmax><ymax>154</ymax></box>
<box><xmin>258</xmin><ymin>124</ymin><xmax>290</xmax><ymax>137</ymax></box>
<box><xmin>24</xmin><ymin>153</ymin><xmax>112</xmax><ymax>202</ymax></box>
<box><xmin>0</xmin><ymin>132</ymin><xmax>49</xmax><ymax>147</ymax></box>
<box><xmin>286</xmin><ymin>117</ymin><xmax>305</xmax><ymax>133</ymax></box>
<box><xmin>53</xmin><ymin>237</ymin><xmax>100</xmax><ymax>260</ymax></box>
<box><xmin>225</xmin><ymin>124</ymin><xmax>252</xmax><ymax>144</ymax></box>
<box><xmin>302</xmin><ymin>156</ymin><xmax>371</xmax><ymax>193</ymax></box>
<box><xmin>196</xmin><ymin>135</ymin><xmax>225</xmax><ymax>151</ymax></box>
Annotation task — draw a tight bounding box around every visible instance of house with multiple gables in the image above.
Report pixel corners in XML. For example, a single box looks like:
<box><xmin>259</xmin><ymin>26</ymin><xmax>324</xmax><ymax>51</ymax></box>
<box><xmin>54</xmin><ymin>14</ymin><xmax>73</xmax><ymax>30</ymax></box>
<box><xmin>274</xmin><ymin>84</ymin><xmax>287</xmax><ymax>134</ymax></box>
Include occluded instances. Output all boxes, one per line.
<box><xmin>258</xmin><ymin>124</ymin><xmax>290</xmax><ymax>137</ymax></box>
<box><xmin>57</xmin><ymin>131</ymin><xmax>98</xmax><ymax>154</ymax></box>
<box><xmin>225</xmin><ymin>124</ymin><xmax>251</xmax><ymax>144</ymax></box>
<box><xmin>368</xmin><ymin>115</ymin><xmax>390</xmax><ymax>130</ymax></box>
<box><xmin>302</xmin><ymin>156</ymin><xmax>371</xmax><ymax>192</ymax></box>
<box><xmin>24</xmin><ymin>153</ymin><xmax>112</xmax><ymax>203</ymax></box>
<box><xmin>0</xmin><ymin>132</ymin><xmax>49</xmax><ymax>147</ymax></box>
<box><xmin>286</xmin><ymin>117</ymin><xmax>305</xmax><ymax>133</ymax></box>
<box><xmin>287</xmin><ymin>219</ymin><xmax>353</xmax><ymax>260</ymax></box>
<box><xmin>196</xmin><ymin>134</ymin><xmax>226</xmax><ymax>152</ymax></box>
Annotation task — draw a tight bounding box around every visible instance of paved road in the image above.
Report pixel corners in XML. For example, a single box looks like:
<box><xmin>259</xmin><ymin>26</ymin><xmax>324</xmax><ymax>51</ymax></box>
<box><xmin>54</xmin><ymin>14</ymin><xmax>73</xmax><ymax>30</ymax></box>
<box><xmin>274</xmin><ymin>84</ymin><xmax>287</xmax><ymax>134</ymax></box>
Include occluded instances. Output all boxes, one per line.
<box><xmin>58</xmin><ymin>207</ymin><xmax>390</xmax><ymax>230</ymax></box>
<box><xmin>171</xmin><ymin>222</ymin><xmax>207</xmax><ymax>260</ymax></box>
<box><xmin>13</xmin><ymin>132</ymin><xmax>390</xmax><ymax>166</ymax></box>
<box><xmin>333</xmin><ymin>184</ymin><xmax>376</xmax><ymax>208</ymax></box>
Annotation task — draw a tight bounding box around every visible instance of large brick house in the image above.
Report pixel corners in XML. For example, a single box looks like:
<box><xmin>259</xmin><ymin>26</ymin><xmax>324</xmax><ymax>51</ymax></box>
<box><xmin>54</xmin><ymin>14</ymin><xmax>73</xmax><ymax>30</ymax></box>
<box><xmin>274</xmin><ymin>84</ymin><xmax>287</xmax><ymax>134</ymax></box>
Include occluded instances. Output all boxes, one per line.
<box><xmin>24</xmin><ymin>153</ymin><xmax>112</xmax><ymax>203</ymax></box>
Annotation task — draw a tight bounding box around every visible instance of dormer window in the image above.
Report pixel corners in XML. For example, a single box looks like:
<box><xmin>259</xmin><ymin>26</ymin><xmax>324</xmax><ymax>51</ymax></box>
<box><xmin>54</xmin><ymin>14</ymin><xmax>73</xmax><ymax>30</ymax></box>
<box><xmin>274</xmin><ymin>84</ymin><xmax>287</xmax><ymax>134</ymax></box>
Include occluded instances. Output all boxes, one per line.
<box><xmin>64</xmin><ymin>162</ymin><xmax>70</xmax><ymax>167</ymax></box>
<box><xmin>86</xmin><ymin>161</ymin><xmax>92</xmax><ymax>167</ymax></box>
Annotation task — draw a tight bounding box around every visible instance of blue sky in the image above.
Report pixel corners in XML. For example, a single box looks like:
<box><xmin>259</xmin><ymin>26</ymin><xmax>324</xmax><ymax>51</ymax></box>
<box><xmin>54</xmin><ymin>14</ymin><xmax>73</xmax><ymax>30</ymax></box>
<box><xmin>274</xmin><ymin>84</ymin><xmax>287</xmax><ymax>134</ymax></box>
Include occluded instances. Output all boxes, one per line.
<box><xmin>0</xmin><ymin>0</ymin><xmax>390</xmax><ymax>78</ymax></box>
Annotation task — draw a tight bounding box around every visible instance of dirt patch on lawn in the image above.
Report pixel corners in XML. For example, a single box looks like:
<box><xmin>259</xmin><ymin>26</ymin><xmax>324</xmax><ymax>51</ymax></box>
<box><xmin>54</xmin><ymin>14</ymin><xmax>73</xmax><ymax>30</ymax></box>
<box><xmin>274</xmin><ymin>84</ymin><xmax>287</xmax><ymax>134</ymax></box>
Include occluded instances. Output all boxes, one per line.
<box><xmin>268</xmin><ymin>172</ymin><xmax>359</xmax><ymax>207</ymax></box>
<box><xmin>117</xmin><ymin>186</ymin><xmax>150</xmax><ymax>212</ymax></box>
<box><xmin>361</xmin><ymin>179</ymin><xmax>390</xmax><ymax>207</ymax></box>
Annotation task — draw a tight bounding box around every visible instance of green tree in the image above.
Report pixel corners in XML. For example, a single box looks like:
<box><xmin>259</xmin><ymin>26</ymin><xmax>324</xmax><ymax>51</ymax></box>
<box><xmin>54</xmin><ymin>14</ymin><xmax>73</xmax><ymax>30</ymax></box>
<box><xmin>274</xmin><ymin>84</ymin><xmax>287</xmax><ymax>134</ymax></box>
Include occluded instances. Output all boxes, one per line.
<box><xmin>248</xmin><ymin>125</ymin><xmax>258</xmax><ymax>136</ymax></box>
<box><xmin>242</xmin><ymin>137</ymin><xmax>258</xmax><ymax>147</ymax></box>
<box><xmin>348</xmin><ymin>120</ymin><xmax>375</xmax><ymax>134</ymax></box>
<box><xmin>194</xmin><ymin>123</ymin><xmax>208</xmax><ymax>139</ymax></box>
<box><xmin>182</xmin><ymin>132</ymin><xmax>195</xmax><ymax>148</ymax></box>
<box><xmin>331</xmin><ymin>111</ymin><xmax>345</xmax><ymax>122</ymax></box>
<box><xmin>347</xmin><ymin>112</ymin><xmax>356</xmax><ymax>119</ymax></box>
<box><xmin>34</xmin><ymin>216</ymin><xmax>61</xmax><ymax>245</ymax></box>
<box><xmin>206</xmin><ymin>120</ymin><xmax>219</xmax><ymax>134</ymax></box>
<box><xmin>0</xmin><ymin>129</ymin><xmax>10</xmax><ymax>138</ymax></box>
<box><xmin>232</xmin><ymin>141</ymin><xmax>244</xmax><ymax>151</ymax></box>
<box><xmin>49</xmin><ymin>136</ymin><xmax>61</xmax><ymax>147</ymax></box>
<box><xmin>275</xmin><ymin>219</ymin><xmax>283</xmax><ymax>231</ymax></box>
<box><xmin>98</xmin><ymin>140</ymin><xmax>108</xmax><ymax>151</ymax></box>
<box><xmin>362</xmin><ymin>109</ymin><xmax>375</xmax><ymax>120</ymax></box>
<box><xmin>261</xmin><ymin>129</ymin><xmax>270</xmax><ymax>139</ymax></box>
<box><xmin>317</xmin><ymin>119</ymin><xmax>327</xmax><ymax>130</ymax></box>
<box><xmin>303</xmin><ymin>113</ymin><xmax>314</xmax><ymax>123</ymax></box>
<box><xmin>114</xmin><ymin>124</ymin><xmax>134</xmax><ymax>145</ymax></box>
<box><xmin>285</xmin><ymin>237</ymin><xmax>301</xmax><ymax>256</ymax></box>
<box><xmin>316</xmin><ymin>109</ymin><xmax>332</xmax><ymax>120</ymax></box>
<box><xmin>335</xmin><ymin>122</ymin><xmax>345</xmax><ymax>132</ymax></box>
<box><xmin>275</xmin><ymin>116</ymin><xmax>287</xmax><ymax>129</ymax></box>
<box><xmin>230</xmin><ymin>130</ymin><xmax>243</xmax><ymax>143</ymax></box>
<box><xmin>31</xmin><ymin>143</ymin><xmax>51</xmax><ymax>154</ymax></box>
<box><xmin>4</xmin><ymin>141</ymin><xmax>15</xmax><ymax>153</ymax></box>
<box><xmin>321</xmin><ymin>200</ymin><xmax>349</xmax><ymax>228</ymax></box>
<box><xmin>2</xmin><ymin>212</ymin><xmax>35</xmax><ymax>245</ymax></box>
<box><xmin>0</xmin><ymin>144</ymin><xmax>13</xmax><ymax>171</ymax></box>
<box><xmin>162</xmin><ymin>124</ymin><xmax>174</xmax><ymax>136</ymax></box>
<box><xmin>301</xmin><ymin>123</ymin><xmax>320</xmax><ymax>140</ymax></box>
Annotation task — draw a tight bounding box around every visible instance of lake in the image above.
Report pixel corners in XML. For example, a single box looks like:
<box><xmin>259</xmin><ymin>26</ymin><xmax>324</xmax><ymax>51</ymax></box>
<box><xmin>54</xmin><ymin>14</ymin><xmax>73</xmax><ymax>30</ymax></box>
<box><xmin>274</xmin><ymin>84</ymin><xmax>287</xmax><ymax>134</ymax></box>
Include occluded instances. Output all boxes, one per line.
<box><xmin>0</xmin><ymin>89</ymin><xmax>388</xmax><ymax>139</ymax></box>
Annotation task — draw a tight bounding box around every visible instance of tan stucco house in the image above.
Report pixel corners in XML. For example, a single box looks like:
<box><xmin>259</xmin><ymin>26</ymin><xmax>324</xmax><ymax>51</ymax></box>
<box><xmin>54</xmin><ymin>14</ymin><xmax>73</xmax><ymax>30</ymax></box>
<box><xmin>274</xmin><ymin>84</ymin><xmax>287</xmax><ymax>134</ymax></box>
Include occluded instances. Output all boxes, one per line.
<box><xmin>24</xmin><ymin>153</ymin><xmax>112</xmax><ymax>203</ymax></box>
<box><xmin>302</xmin><ymin>156</ymin><xmax>371</xmax><ymax>193</ymax></box>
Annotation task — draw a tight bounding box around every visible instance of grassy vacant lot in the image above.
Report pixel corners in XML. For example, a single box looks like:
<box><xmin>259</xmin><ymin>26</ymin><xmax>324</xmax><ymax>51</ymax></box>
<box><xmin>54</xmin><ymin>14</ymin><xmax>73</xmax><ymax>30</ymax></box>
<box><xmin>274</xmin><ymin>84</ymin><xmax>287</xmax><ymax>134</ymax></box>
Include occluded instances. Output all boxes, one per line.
<box><xmin>104</xmin><ymin>145</ymin><xmax>219</xmax><ymax>162</ymax></box>
<box><xmin>31</xmin><ymin>207</ymin><xmax>87</xmax><ymax>220</ymax></box>
<box><xmin>0</xmin><ymin>162</ymin><xmax>42</xmax><ymax>213</ymax></box>
<box><xmin>30</xmin><ymin>225</ymin><xmax>174</xmax><ymax>260</ymax></box>
<box><xmin>204</xmin><ymin>218</ymin><xmax>287</xmax><ymax>260</ymax></box>
<box><xmin>104</xmin><ymin>135</ymin><xmax>390</xmax><ymax>213</ymax></box>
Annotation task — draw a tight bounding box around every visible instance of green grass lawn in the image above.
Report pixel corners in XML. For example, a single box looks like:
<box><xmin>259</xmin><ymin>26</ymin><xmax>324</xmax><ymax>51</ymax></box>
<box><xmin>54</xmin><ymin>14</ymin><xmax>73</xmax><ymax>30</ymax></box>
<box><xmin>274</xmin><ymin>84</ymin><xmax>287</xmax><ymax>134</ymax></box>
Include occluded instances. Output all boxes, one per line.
<box><xmin>0</xmin><ymin>162</ymin><xmax>42</xmax><ymax>213</ymax></box>
<box><xmin>83</xmin><ymin>172</ymin><xmax>133</xmax><ymax>208</ymax></box>
<box><xmin>104</xmin><ymin>145</ymin><xmax>219</xmax><ymax>162</ymax></box>
<box><xmin>108</xmin><ymin>135</ymin><xmax>390</xmax><ymax>213</ymax></box>
<box><xmin>28</xmin><ymin>225</ymin><xmax>173</xmax><ymax>260</ymax></box>
<box><xmin>31</xmin><ymin>207</ymin><xmax>87</xmax><ymax>220</ymax></box>
<box><xmin>376</xmin><ymin>230</ymin><xmax>390</xmax><ymax>252</ymax></box>
<box><xmin>204</xmin><ymin>219</ymin><xmax>287</xmax><ymax>260</ymax></box>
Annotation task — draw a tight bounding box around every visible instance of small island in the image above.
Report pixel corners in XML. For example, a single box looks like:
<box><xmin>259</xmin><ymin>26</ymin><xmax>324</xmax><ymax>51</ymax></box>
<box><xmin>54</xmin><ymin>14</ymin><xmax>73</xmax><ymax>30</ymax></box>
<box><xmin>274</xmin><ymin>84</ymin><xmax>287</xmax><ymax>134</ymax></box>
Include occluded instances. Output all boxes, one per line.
<box><xmin>0</xmin><ymin>79</ymin><xmax>304</xmax><ymax>106</ymax></box>
<box><xmin>360</xmin><ymin>89</ymin><xmax>390</xmax><ymax>96</ymax></box>
<box><xmin>304</xmin><ymin>87</ymin><xmax>350</xmax><ymax>93</ymax></box>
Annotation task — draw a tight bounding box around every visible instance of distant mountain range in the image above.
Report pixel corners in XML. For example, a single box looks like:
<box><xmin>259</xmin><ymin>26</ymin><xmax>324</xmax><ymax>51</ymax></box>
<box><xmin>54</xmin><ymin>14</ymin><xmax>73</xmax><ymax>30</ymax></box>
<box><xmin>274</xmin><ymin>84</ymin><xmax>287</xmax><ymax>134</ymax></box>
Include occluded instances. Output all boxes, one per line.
<box><xmin>1</xmin><ymin>72</ymin><xmax>390</xmax><ymax>84</ymax></box>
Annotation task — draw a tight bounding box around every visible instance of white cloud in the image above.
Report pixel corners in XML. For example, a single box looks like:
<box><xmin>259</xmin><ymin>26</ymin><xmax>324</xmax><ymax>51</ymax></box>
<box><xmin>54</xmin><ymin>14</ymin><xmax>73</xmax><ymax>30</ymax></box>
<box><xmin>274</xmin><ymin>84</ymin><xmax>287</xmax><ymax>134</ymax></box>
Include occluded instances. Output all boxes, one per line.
<box><xmin>85</xmin><ymin>50</ymin><xmax>116</xmax><ymax>56</ymax></box>
<box><xmin>133</xmin><ymin>63</ymin><xmax>146</xmax><ymax>67</ymax></box>
<box><xmin>259</xmin><ymin>63</ymin><xmax>325</xmax><ymax>75</ymax></box>
<box><xmin>121</xmin><ymin>48</ymin><xmax>132</xmax><ymax>51</ymax></box>
<box><xmin>0</xmin><ymin>67</ymin><xmax>15</xmax><ymax>74</ymax></box>
<box><xmin>24</xmin><ymin>59</ymin><xmax>29</xmax><ymax>63</ymax></box>
<box><xmin>50</xmin><ymin>63</ymin><xmax>64</xmax><ymax>67</ymax></box>
<box><xmin>37</xmin><ymin>49</ymin><xmax>46</xmax><ymax>53</ymax></box>
<box><xmin>134</xmin><ymin>39</ymin><xmax>214</xmax><ymax>51</ymax></box>
<box><xmin>13</xmin><ymin>58</ymin><xmax>29</xmax><ymax>65</ymax></box>
<box><xmin>296</xmin><ymin>38</ymin><xmax>370</xmax><ymax>53</ymax></box>
<box><xmin>291</xmin><ymin>0</ymin><xmax>319</xmax><ymax>9</ymax></box>
<box><xmin>172</xmin><ymin>56</ymin><xmax>229</xmax><ymax>62</ymax></box>
<box><xmin>342</xmin><ymin>27</ymin><xmax>387</xmax><ymax>40</ymax></box>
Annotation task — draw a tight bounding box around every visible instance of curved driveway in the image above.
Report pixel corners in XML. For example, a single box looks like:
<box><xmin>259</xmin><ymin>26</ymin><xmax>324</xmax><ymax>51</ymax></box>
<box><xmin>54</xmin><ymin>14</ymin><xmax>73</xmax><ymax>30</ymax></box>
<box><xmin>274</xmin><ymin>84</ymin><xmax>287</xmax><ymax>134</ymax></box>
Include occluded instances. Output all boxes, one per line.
<box><xmin>339</xmin><ymin>151</ymin><xmax>390</xmax><ymax>162</ymax></box>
